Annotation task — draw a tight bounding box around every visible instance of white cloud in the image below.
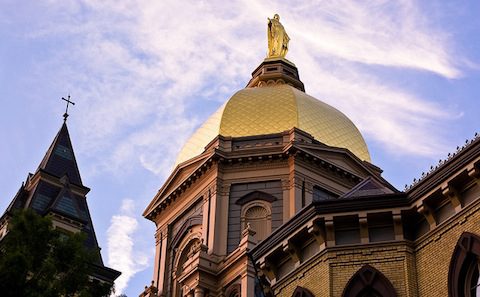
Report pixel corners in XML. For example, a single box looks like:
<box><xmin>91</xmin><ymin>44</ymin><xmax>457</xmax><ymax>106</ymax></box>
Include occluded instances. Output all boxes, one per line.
<box><xmin>2</xmin><ymin>1</ymin><xmax>474</xmax><ymax>294</ymax></box>
<box><xmin>24</xmin><ymin>0</ymin><xmax>466</xmax><ymax>178</ymax></box>
<box><xmin>285</xmin><ymin>0</ymin><xmax>461</xmax><ymax>78</ymax></box>
<box><xmin>107</xmin><ymin>199</ymin><xmax>149</xmax><ymax>294</ymax></box>
<box><xmin>8</xmin><ymin>0</ymin><xmax>467</xmax><ymax>174</ymax></box>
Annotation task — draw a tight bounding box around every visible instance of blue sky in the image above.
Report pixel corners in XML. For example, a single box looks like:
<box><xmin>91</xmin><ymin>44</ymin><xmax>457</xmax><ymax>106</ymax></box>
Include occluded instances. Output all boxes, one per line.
<box><xmin>0</xmin><ymin>1</ymin><xmax>479</xmax><ymax>296</ymax></box>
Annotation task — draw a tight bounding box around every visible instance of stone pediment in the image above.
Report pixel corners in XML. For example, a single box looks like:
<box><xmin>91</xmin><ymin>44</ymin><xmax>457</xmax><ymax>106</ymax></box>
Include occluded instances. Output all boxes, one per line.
<box><xmin>341</xmin><ymin>176</ymin><xmax>397</xmax><ymax>199</ymax></box>
<box><xmin>143</xmin><ymin>152</ymin><xmax>213</xmax><ymax>218</ymax></box>
<box><xmin>293</xmin><ymin>143</ymin><xmax>380</xmax><ymax>179</ymax></box>
<box><xmin>235</xmin><ymin>190</ymin><xmax>277</xmax><ymax>206</ymax></box>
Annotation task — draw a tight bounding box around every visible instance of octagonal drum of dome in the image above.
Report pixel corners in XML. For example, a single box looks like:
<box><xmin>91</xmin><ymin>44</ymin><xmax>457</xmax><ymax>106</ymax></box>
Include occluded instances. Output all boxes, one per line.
<box><xmin>176</xmin><ymin>84</ymin><xmax>370</xmax><ymax>165</ymax></box>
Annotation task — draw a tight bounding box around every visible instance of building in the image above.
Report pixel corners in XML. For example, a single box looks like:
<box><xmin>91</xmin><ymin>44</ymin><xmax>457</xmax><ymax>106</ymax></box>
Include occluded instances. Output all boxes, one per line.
<box><xmin>0</xmin><ymin>119</ymin><xmax>121</xmax><ymax>287</ymax></box>
<box><xmin>141</xmin><ymin>17</ymin><xmax>480</xmax><ymax>297</ymax></box>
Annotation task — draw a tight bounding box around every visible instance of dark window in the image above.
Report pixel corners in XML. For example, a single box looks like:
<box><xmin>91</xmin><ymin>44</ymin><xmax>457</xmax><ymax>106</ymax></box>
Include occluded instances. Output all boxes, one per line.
<box><xmin>449</xmin><ymin>232</ymin><xmax>480</xmax><ymax>297</ymax></box>
<box><xmin>292</xmin><ymin>286</ymin><xmax>314</xmax><ymax>297</ymax></box>
<box><xmin>368</xmin><ymin>213</ymin><xmax>394</xmax><ymax>242</ymax></box>
<box><xmin>313</xmin><ymin>186</ymin><xmax>338</xmax><ymax>201</ymax></box>
<box><xmin>342</xmin><ymin>265</ymin><xmax>397</xmax><ymax>297</ymax></box>
<box><xmin>334</xmin><ymin>215</ymin><xmax>360</xmax><ymax>245</ymax></box>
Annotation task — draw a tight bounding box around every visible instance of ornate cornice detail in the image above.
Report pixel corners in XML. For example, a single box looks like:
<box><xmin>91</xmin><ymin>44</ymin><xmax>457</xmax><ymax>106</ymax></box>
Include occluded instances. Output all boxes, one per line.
<box><xmin>405</xmin><ymin>132</ymin><xmax>479</xmax><ymax>191</ymax></box>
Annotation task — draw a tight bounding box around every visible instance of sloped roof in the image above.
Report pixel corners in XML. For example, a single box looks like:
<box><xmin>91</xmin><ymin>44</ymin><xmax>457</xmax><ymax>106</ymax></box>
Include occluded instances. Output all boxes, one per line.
<box><xmin>341</xmin><ymin>176</ymin><xmax>398</xmax><ymax>199</ymax></box>
<box><xmin>37</xmin><ymin>122</ymin><xmax>82</xmax><ymax>185</ymax></box>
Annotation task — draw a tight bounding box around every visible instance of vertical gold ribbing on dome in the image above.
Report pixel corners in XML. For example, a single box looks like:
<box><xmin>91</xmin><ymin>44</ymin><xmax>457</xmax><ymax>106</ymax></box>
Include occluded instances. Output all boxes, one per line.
<box><xmin>219</xmin><ymin>85</ymin><xmax>298</xmax><ymax>137</ymax></box>
<box><xmin>293</xmin><ymin>88</ymin><xmax>371</xmax><ymax>162</ymax></box>
<box><xmin>175</xmin><ymin>83</ymin><xmax>371</xmax><ymax>166</ymax></box>
<box><xmin>175</xmin><ymin>102</ymin><xmax>227</xmax><ymax>166</ymax></box>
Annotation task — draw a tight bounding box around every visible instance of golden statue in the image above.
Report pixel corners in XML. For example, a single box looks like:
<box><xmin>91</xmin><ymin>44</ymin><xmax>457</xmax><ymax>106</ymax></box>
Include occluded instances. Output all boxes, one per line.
<box><xmin>267</xmin><ymin>14</ymin><xmax>290</xmax><ymax>58</ymax></box>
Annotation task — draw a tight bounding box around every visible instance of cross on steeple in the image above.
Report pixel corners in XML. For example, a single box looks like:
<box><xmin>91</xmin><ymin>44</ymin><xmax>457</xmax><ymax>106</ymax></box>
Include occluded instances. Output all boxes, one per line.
<box><xmin>61</xmin><ymin>95</ymin><xmax>75</xmax><ymax>122</ymax></box>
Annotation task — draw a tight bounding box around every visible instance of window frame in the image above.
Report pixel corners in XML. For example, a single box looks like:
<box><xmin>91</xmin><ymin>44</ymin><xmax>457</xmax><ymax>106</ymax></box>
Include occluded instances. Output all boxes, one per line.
<box><xmin>240</xmin><ymin>200</ymin><xmax>272</xmax><ymax>242</ymax></box>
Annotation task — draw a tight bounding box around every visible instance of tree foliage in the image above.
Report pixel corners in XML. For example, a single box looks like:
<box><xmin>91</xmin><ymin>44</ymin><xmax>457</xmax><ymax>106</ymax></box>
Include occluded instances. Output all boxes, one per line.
<box><xmin>0</xmin><ymin>209</ymin><xmax>114</xmax><ymax>297</ymax></box>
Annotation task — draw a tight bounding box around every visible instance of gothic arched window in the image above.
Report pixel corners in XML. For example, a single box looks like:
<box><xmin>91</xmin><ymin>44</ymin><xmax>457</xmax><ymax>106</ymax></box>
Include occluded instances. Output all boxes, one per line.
<box><xmin>342</xmin><ymin>265</ymin><xmax>397</xmax><ymax>297</ymax></box>
<box><xmin>292</xmin><ymin>286</ymin><xmax>314</xmax><ymax>297</ymax></box>
<box><xmin>241</xmin><ymin>201</ymin><xmax>271</xmax><ymax>242</ymax></box>
<box><xmin>448</xmin><ymin>232</ymin><xmax>480</xmax><ymax>297</ymax></box>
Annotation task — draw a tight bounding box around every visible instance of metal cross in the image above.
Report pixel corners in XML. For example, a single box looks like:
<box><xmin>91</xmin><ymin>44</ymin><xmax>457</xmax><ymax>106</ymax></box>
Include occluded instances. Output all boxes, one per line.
<box><xmin>61</xmin><ymin>95</ymin><xmax>75</xmax><ymax>121</ymax></box>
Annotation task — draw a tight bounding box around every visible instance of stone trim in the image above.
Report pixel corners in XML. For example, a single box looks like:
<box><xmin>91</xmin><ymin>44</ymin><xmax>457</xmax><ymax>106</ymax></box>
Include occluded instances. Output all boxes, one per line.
<box><xmin>236</xmin><ymin>190</ymin><xmax>277</xmax><ymax>206</ymax></box>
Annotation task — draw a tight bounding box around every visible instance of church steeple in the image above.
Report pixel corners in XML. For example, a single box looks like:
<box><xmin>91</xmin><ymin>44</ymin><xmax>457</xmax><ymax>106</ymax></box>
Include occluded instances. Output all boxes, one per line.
<box><xmin>36</xmin><ymin>122</ymin><xmax>83</xmax><ymax>186</ymax></box>
<box><xmin>0</xmin><ymin>114</ymin><xmax>120</xmax><ymax>284</ymax></box>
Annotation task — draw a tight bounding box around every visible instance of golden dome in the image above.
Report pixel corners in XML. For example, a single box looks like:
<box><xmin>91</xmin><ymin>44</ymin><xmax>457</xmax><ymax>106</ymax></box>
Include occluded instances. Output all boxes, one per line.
<box><xmin>176</xmin><ymin>83</ymin><xmax>371</xmax><ymax>165</ymax></box>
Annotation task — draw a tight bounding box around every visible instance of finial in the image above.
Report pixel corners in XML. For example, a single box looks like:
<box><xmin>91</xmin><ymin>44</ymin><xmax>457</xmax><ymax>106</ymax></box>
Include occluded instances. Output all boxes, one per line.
<box><xmin>267</xmin><ymin>14</ymin><xmax>290</xmax><ymax>58</ymax></box>
<box><xmin>61</xmin><ymin>95</ymin><xmax>75</xmax><ymax>122</ymax></box>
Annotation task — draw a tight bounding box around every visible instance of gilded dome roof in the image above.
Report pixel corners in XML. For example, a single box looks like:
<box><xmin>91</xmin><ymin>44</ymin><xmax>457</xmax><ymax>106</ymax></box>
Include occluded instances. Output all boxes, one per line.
<box><xmin>176</xmin><ymin>83</ymin><xmax>371</xmax><ymax>165</ymax></box>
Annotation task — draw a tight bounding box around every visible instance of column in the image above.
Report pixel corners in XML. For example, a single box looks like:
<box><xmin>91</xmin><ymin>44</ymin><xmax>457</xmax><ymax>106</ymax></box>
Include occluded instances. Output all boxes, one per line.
<box><xmin>359</xmin><ymin>213</ymin><xmax>369</xmax><ymax>244</ymax></box>
<box><xmin>156</xmin><ymin>226</ymin><xmax>169</xmax><ymax>296</ymax></box>
<box><xmin>201</xmin><ymin>192</ymin><xmax>210</xmax><ymax>246</ymax></box>
<box><xmin>392</xmin><ymin>210</ymin><xmax>404</xmax><ymax>240</ymax></box>
<box><xmin>194</xmin><ymin>287</ymin><xmax>205</xmax><ymax>297</ymax></box>
<box><xmin>210</xmin><ymin>181</ymin><xmax>230</xmax><ymax>255</ymax></box>
<box><xmin>282</xmin><ymin>179</ymin><xmax>290</xmax><ymax>222</ymax></box>
<box><xmin>241</xmin><ymin>271</ymin><xmax>255</xmax><ymax>297</ymax></box>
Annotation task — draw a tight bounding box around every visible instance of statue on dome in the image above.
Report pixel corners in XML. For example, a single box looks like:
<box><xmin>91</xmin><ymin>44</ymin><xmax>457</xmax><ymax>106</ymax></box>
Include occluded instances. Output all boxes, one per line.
<box><xmin>267</xmin><ymin>14</ymin><xmax>290</xmax><ymax>58</ymax></box>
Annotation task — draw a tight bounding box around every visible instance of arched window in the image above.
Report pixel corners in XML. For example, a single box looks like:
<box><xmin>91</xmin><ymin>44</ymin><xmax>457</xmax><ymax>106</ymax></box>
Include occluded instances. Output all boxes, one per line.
<box><xmin>176</xmin><ymin>238</ymin><xmax>201</xmax><ymax>276</ymax></box>
<box><xmin>172</xmin><ymin>224</ymin><xmax>202</xmax><ymax>297</ymax></box>
<box><xmin>241</xmin><ymin>201</ymin><xmax>271</xmax><ymax>242</ymax></box>
<box><xmin>342</xmin><ymin>265</ymin><xmax>397</xmax><ymax>297</ymax></box>
<box><xmin>225</xmin><ymin>284</ymin><xmax>240</xmax><ymax>297</ymax></box>
<box><xmin>292</xmin><ymin>286</ymin><xmax>314</xmax><ymax>297</ymax></box>
<box><xmin>448</xmin><ymin>232</ymin><xmax>480</xmax><ymax>297</ymax></box>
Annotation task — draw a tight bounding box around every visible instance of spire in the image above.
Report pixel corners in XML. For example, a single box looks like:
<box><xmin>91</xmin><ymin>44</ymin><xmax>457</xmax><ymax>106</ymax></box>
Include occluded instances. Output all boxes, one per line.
<box><xmin>61</xmin><ymin>95</ymin><xmax>75</xmax><ymax>122</ymax></box>
<box><xmin>37</xmin><ymin>122</ymin><xmax>83</xmax><ymax>185</ymax></box>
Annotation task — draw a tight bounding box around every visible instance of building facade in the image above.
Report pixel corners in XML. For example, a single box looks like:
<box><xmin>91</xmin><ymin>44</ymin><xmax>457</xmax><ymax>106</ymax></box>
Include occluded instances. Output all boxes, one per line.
<box><xmin>141</xmin><ymin>25</ymin><xmax>479</xmax><ymax>297</ymax></box>
<box><xmin>250</xmin><ymin>131</ymin><xmax>480</xmax><ymax>297</ymax></box>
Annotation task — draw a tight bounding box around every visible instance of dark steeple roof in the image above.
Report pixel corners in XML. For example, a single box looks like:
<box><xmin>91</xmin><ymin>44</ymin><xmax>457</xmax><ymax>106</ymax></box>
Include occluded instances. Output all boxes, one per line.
<box><xmin>0</xmin><ymin>120</ymin><xmax>121</xmax><ymax>282</ymax></box>
<box><xmin>37</xmin><ymin>122</ymin><xmax>83</xmax><ymax>185</ymax></box>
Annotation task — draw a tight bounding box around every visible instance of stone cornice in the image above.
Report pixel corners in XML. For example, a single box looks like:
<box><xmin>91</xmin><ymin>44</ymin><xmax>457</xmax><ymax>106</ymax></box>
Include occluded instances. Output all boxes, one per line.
<box><xmin>406</xmin><ymin>133</ymin><xmax>480</xmax><ymax>198</ymax></box>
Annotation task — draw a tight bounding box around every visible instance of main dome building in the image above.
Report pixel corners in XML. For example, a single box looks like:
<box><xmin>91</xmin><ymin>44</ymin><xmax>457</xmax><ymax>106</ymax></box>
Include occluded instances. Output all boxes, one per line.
<box><xmin>176</xmin><ymin>58</ymin><xmax>370</xmax><ymax>165</ymax></box>
<box><xmin>142</xmin><ymin>15</ymin><xmax>480</xmax><ymax>297</ymax></box>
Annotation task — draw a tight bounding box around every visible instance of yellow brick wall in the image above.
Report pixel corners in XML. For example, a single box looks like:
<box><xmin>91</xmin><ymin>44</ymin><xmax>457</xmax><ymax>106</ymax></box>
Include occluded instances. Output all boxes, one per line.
<box><xmin>274</xmin><ymin>251</ymin><xmax>330</xmax><ymax>297</ymax></box>
<box><xmin>274</xmin><ymin>243</ymin><xmax>414</xmax><ymax>297</ymax></box>
<box><xmin>415</xmin><ymin>199</ymin><xmax>480</xmax><ymax>297</ymax></box>
<box><xmin>329</xmin><ymin>245</ymin><xmax>414</xmax><ymax>297</ymax></box>
<box><xmin>273</xmin><ymin>199</ymin><xmax>480</xmax><ymax>297</ymax></box>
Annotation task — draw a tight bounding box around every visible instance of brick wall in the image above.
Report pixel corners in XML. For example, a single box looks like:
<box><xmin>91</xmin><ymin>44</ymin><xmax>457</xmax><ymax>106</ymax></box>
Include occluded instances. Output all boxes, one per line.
<box><xmin>272</xmin><ymin>199</ymin><xmax>480</xmax><ymax>297</ymax></box>
<box><xmin>274</xmin><ymin>243</ymin><xmax>414</xmax><ymax>297</ymax></box>
<box><xmin>415</xmin><ymin>199</ymin><xmax>480</xmax><ymax>296</ymax></box>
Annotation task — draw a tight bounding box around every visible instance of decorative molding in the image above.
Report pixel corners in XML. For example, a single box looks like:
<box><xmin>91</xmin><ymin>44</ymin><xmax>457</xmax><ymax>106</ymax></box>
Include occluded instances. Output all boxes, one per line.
<box><xmin>171</xmin><ymin>216</ymin><xmax>203</xmax><ymax>249</ymax></box>
<box><xmin>235</xmin><ymin>190</ymin><xmax>277</xmax><ymax>206</ymax></box>
<box><xmin>406</xmin><ymin>132</ymin><xmax>479</xmax><ymax>191</ymax></box>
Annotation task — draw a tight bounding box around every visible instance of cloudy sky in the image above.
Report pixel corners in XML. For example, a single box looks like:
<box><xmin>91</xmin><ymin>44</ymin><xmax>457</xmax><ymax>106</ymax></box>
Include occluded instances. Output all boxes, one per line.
<box><xmin>1</xmin><ymin>1</ymin><xmax>479</xmax><ymax>295</ymax></box>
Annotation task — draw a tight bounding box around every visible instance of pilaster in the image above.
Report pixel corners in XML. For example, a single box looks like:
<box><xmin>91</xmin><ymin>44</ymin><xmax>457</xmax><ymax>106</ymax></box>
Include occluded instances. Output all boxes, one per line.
<box><xmin>210</xmin><ymin>180</ymin><xmax>230</xmax><ymax>255</ymax></box>
<box><xmin>156</xmin><ymin>225</ymin><xmax>169</xmax><ymax>296</ymax></box>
